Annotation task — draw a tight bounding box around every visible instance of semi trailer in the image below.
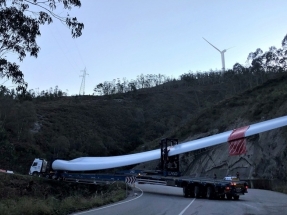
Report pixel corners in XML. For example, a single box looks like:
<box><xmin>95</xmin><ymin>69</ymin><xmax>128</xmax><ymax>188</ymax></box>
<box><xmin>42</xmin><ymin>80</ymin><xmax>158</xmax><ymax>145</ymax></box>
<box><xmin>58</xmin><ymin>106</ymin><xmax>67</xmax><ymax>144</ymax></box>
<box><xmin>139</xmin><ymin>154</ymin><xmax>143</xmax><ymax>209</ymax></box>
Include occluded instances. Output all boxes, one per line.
<box><xmin>29</xmin><ymin>138</ymin><xmax>248</xmax><ymax>200</ymax></box>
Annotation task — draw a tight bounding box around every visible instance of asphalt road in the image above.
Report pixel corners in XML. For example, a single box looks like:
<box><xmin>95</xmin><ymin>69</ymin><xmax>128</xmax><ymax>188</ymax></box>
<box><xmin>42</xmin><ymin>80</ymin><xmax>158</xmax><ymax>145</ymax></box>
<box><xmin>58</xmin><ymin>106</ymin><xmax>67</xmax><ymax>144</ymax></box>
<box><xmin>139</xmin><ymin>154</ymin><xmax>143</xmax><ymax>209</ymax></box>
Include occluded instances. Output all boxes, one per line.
<box><xmin>73</xmin><ymin>184</ymin><xmax>287</xmax><ymax>215</ymax></box>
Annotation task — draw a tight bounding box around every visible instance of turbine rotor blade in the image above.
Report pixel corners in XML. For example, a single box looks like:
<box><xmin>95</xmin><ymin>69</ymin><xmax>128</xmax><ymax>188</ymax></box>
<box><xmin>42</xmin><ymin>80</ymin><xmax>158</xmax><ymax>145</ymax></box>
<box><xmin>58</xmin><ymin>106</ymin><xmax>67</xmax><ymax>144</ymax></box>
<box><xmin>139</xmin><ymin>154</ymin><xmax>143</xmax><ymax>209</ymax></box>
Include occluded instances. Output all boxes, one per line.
<box><xmin>202</xmin><ymin>37</ymin><xmax>221</xmax><ymax>52</ymax></box>
<box><xmin>226</xmin><ymin>46</ymin><xmax>235</xmax><ymax>51</ymax></box>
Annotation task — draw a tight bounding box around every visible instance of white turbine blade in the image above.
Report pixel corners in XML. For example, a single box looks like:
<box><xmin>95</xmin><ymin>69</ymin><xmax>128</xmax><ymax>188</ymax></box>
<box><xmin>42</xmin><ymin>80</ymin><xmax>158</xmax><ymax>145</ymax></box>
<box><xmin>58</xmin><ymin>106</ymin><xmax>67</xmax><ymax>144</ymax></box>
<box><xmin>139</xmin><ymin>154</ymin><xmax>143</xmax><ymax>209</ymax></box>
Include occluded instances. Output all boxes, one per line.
<box><xmin>202</xmin><ymin>37</ymin><xmax>221</xmax><ymax>52</ymax></box>
<box><xmin>52</xmin><ymin>115</ymin><xmax>287</xmax><ymax>171</ymax></box>
<box><xmin>226</xmin><ymin>46</ymin><xmax>235</xmax><ymax>51</ymax></box>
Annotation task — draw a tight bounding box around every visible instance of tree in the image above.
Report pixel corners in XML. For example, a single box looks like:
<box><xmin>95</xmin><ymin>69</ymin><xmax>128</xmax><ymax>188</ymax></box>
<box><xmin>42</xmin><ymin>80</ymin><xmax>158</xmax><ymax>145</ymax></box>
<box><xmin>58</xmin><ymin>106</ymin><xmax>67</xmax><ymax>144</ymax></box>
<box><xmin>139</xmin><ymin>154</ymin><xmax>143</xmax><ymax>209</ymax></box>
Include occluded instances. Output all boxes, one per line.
<box><xmin>50</xmin><ymin>135</ymin><xmax>70</xmax><ymax>157</ymax></box>
<box><xmin>3</xmin><ymin>100</ymin><xmax>36</xmax><ymax>141</ymax></box>
<box><xmin>0</xmin><ymin>0</ymin><xmax>84</xmax><ymax>92</ymax></box>
<box><xmin>282</xmin><ymin>34</ymin><xmax>287</xmax><ymax>48</ymax></box>
<box><xmin>94</xmin><ymin>83</ymin><xmax>103</xmax><ymax>95</ymax></box>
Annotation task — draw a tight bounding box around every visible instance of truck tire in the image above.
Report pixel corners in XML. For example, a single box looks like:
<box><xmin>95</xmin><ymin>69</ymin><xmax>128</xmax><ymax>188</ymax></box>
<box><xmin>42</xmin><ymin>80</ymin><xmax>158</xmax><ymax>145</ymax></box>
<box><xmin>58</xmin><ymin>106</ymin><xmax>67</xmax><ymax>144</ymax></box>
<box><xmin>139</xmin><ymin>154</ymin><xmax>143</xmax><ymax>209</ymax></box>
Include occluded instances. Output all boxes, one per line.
<box><xmin>183</xmin><ymin>187</ymin><xmax>188</xmax><ymax>198</ymax></box>
<box><xmin>194</xmin><ymin>186</ymin><xmax>200</xmax><ymax>198</ymax></box>
<box><xmin>32</xmin><ymin>172</ymin><xmax>39</xmax><ymax>177</ymax></box>
<box><xmin>233</xmin><ymin>195</ymin><xmax>240</xmax><ymax>200</ymax></box>
<box><xmin>219</xmin><ymin>194</ymin><xmax>225</xmax><ymax>200</ymax></box>
<box><xmin>206</xmin><ymin>187</ymin><xmax>214</xmax><ymax>199</ymax></box>
<box><xmin>226</xmin><ymin>194</ymin><xmax>232</xmax><ymax>200</ymax></box>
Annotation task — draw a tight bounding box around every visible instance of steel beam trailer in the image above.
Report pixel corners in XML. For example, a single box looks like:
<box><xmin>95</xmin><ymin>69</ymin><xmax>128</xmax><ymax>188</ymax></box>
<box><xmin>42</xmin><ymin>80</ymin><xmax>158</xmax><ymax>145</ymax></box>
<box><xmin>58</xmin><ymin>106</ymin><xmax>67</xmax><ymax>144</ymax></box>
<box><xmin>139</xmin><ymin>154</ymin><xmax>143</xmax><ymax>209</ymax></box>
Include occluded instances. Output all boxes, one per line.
<box><xmin>137</xmin><ymin>175</ymin><xmax>248</xmax><ymax>200</ymax></box>
<box><xmin>61</xmin><ymin>172</ymin><xmax>127</xmax><ymax>184</ymax></box>
<box><xmin>61</xmin><ymin>169</ymin><xmax>144</xmax><ymax>184</ymax></box>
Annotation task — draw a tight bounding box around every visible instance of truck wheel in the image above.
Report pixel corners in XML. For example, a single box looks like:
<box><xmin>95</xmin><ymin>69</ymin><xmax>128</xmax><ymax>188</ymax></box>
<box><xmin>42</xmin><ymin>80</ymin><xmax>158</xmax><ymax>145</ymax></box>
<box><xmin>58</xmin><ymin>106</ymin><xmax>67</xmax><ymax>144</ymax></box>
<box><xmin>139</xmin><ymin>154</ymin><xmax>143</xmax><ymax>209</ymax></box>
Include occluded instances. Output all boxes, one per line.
<box><xmin>219</xmin><ymin>195</ymin><xmax>225</xmax><ymax>200</ymax></box>
<box><xmin>183</xmin><ymin>187</ymin><xmax>189</xmax><ymax>198</ymax></box>
<box><xmin>32</xmin><ymin>172</ymin><xmax>39</xmax><ymax>177</ymax></box>
<box><xmin>190</xmin><ymin>187</ymin><xmax>195</xmax><ymax>198</ymax></box>
<box><xmin>226</xmin><ymin>194</ymin><xmax>232</xmax><ymax>200</ymax></box>
<box><xmin>206</xmin><ymin>187</ymin><xmax>214</xmax><ymax>199</ymax></box>
<box><xmin>194</xmin><ymin>186</ymin><xmax>200</xmax><ymax>198</ymax></box>
<box><xmin>233</xmin><ymin>195</ymin><xmax>239</xmax><ymax>200</ymax></box>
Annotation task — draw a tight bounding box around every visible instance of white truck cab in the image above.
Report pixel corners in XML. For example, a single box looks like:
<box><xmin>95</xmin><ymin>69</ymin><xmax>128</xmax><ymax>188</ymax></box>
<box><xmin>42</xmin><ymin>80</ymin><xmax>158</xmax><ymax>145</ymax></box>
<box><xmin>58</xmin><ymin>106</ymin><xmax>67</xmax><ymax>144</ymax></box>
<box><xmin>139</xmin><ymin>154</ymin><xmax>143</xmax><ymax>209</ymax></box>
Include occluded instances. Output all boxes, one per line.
<box><xmin>29</xmin><ymin>158</ymin><xmax>48</xmax><ymax>176</ymax></box>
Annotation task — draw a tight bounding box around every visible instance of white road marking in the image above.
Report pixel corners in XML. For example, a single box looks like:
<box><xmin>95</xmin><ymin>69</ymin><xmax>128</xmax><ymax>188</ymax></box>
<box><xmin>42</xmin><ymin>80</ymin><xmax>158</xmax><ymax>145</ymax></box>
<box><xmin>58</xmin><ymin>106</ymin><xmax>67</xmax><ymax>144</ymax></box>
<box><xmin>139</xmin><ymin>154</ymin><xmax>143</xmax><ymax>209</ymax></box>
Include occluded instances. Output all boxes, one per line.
<box><xmin>74</xmin><ymin>187</ymin><xmax>144</xmax><ymax>215</ymax></box>
<box><xmin>241</xmin><ymin>203</ymin><xmax>260</xmax><ymax>211</ymax></box>
<box><xmin>178</xmin><ymin>198</ymin><xmax>196</xmax><ymax>215</ymax></box>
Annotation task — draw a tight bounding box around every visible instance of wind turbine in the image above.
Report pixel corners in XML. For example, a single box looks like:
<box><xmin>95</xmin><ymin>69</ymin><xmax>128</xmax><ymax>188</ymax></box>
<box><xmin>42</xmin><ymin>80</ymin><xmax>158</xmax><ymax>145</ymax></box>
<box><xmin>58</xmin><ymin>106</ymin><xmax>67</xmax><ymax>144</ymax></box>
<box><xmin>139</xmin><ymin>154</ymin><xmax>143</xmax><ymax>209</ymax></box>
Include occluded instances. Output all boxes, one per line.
<box><xmin>203</xmin><ymin>37</ymin><xmax>233</xmax><ymax>72</ymax></box>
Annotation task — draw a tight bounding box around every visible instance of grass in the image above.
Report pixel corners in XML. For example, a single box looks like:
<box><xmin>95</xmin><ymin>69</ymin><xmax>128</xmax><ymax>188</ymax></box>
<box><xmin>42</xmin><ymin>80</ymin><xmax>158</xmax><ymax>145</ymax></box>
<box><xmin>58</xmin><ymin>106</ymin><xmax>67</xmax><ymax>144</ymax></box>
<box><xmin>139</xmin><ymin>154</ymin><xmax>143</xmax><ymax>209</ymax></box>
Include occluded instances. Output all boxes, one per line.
<box><xmin>0</xmin><ymin>173</ymin><xmax>127</xmax><ymax>215</ymax></box>
<box><xmin>0</xmin><ymin>193</ymin><xmax>126</xmax><ymax>215</ymax></box>
<box><xmin>273</xmin><ymin>186</ymin><xmax>287</xmax><ymax>195</ymax></box>
<box><xmin>272</xmin><ymin>180</ymin><xmax>287</xmax><ymax>195</ymax></box>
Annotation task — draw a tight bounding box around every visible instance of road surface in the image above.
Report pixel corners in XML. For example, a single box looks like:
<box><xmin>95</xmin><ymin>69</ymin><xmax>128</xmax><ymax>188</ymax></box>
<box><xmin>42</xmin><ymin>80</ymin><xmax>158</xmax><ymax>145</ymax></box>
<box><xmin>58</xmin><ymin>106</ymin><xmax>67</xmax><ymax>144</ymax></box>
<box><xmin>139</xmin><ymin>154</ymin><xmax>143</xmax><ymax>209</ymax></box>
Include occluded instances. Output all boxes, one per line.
<box><xmin>73</xmin><ymin>184</ymin><xmax>287</xmax><ymax>215</ymax></box>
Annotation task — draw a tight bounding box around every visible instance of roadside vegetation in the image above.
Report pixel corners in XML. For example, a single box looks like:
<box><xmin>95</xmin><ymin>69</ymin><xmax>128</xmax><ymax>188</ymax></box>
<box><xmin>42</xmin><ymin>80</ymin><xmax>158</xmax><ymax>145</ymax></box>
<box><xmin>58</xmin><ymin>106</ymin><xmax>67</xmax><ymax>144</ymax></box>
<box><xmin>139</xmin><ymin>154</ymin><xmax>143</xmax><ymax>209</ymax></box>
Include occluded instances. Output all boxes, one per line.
<box><xmin>273</xmin><ymin>184</ymin><xmax>287</xmax><ymax>195</ymax></box>
<box><xmin>0</xmin><ymin>173</ymin><xmax>126</xmax><ymax>215</ymax></box>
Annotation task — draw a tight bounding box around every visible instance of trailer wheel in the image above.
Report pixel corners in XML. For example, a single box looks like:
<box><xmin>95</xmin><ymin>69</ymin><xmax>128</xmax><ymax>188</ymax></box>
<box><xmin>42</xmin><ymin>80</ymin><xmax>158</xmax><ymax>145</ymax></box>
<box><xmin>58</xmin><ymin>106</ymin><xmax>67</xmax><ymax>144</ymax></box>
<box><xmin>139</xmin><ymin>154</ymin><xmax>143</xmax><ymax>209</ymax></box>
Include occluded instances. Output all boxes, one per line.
<box><xmin>183</xmin><ymin>187</ymin><xmax>188</xmax><ymax>198</ymax></box>
<box><xmin>233</xmin><ymin>195</ymin><xmax>239</xmax><ymax>200</ymax></box>
<box><xmin>206</xmin><ymin>187</ymin><xmax>214</xmax><ymax>199</ymax></box>
<box><xmin>194</xmin><ymin>186</ymin><xmax>200</xmax><ymax>198</ymax></box>
<box><xmin>219</xmin><ymin>195</ymin><xmax>225</xmax><ymax>200</ymax></box>
<box><xmin>226</xmin><ymin>194</ymin><xmax>232</xmax><ymax>200</ymax></box>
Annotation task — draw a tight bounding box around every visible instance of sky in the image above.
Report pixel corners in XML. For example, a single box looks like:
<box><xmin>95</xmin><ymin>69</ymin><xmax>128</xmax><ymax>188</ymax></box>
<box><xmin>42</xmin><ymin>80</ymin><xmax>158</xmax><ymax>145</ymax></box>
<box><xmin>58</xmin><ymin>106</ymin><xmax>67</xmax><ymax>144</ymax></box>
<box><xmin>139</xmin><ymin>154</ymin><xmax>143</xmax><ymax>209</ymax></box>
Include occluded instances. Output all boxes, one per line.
<box><xmin>2</xmin><ymin>0</ymin><xmax>287</xmax><ymax>96</ymax></box>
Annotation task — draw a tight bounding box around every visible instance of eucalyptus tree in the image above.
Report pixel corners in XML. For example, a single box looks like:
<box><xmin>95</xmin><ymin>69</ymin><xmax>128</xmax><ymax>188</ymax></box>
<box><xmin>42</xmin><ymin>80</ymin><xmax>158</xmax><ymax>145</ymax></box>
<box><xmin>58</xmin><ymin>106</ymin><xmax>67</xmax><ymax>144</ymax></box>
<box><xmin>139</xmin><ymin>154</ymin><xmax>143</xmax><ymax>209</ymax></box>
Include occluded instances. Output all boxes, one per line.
<box><xmin>0</xmin><ymin>0</ymin><xmax>84</xmax><ymax>92</ymax></box>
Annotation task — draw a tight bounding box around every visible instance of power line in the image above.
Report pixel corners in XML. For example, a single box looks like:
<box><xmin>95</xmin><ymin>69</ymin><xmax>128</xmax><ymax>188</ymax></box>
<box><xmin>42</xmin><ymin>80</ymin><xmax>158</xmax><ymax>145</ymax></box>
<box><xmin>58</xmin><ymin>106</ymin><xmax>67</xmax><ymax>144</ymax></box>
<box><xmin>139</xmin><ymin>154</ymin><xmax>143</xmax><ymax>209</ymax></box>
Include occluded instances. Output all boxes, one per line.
<box><xmin>49</xmin><ymin>24</ymin><xmax>81</xmax><ymax>71</ymax></box>
<box><xmin>55</xmin><ymin>21</ymin><xmax>86</xmax><ymax>69</ymax></box>
<box><xmin>31</xmin><ymin>12</ymin><xmax>81</xmax><ymax>71</ymax></box>
<box><xmin>73</xmin><ymin>39</ymin><xmax>86</xmax><ymax>66</ymax></box>
<box><xmin>1</xmin><ymin>79</ymin><xmax>8</xmax><ymax>85</ymax></box>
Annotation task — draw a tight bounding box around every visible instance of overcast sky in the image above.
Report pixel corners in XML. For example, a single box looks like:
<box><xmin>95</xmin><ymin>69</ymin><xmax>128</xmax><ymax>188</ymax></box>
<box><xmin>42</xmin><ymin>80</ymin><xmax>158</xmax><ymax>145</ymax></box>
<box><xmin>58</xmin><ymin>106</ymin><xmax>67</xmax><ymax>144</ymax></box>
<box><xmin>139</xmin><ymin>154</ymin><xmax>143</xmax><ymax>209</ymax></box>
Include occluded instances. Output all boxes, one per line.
<box><xmin>3</xmin><ymin>0</ymin><xmax>287</xmax><ymax>95</ymax></box>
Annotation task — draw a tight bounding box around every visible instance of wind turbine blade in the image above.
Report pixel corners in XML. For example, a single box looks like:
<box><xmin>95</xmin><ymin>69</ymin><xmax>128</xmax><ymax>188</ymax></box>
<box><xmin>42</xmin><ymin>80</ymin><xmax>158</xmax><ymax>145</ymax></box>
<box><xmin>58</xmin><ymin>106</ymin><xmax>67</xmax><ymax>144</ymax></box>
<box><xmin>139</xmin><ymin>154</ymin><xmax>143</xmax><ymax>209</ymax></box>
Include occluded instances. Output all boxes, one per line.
<box><xmin>202</xmin><ymin>37</ymin><xmax>221</xmax><ymax>52</ymax></box>
<box><xmin>52</xmin><ymin>115</ymin><xmax>287</xmax><ymax>171</ymax></box>
<box><xmin>226</xmin><ymin>46</ymin><xmax>235</xmax><ymax>51</ymax></box>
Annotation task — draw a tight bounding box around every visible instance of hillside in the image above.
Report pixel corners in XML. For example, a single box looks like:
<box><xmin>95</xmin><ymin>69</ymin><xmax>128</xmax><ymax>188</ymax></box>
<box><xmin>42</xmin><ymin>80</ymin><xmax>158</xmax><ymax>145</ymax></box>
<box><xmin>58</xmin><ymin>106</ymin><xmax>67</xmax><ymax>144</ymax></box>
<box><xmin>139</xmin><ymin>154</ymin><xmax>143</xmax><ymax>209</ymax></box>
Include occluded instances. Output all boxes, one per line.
<box><xmin>0</xmin><ymin>69</ymin><xmax>287</xmax><ymax>215</ymax></box>
<box><xmin>180</xmin><ymin>75</ymin><xmax>287</xmax><ymax>181</ymax></box>
<box><xmin>0</xmin><ymin>72</ymin><xmax>286</xmax><ymax>178</ymax></box>
<box><xmin>136</xmin><ymin>75</ymin><xmax>287</xmax><ymax>184</ymax></box>
<box><xmin>0</xmin><ymin>72</ymin><xmax>251</xmax><ymax>173</ymax></box>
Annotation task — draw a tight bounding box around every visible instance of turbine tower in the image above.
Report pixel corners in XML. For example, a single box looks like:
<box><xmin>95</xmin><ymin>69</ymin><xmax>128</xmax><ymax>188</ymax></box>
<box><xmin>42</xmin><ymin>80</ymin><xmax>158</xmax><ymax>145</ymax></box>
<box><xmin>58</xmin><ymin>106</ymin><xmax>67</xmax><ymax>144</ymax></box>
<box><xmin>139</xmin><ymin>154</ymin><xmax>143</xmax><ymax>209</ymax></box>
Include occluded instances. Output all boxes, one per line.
<box><xmin>203</xmin><ymin>37</ymin><xmax>232</xmax><ymax>72</ymax></box>
<box><xmin>79</xmin><ymin>68</ymin><xmax>88</xmax><ymax>95</ymax></box>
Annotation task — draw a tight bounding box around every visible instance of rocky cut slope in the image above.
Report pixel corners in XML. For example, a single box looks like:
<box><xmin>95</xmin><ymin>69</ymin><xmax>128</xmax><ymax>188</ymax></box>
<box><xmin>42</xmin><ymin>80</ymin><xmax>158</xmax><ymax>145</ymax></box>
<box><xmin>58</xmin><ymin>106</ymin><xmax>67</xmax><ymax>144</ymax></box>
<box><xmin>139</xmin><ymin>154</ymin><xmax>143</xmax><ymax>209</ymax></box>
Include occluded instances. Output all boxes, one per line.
<box><xmin>176</xmin><ymin>75</ymin><xmax>287</xmax><ymax>181</ymax></box>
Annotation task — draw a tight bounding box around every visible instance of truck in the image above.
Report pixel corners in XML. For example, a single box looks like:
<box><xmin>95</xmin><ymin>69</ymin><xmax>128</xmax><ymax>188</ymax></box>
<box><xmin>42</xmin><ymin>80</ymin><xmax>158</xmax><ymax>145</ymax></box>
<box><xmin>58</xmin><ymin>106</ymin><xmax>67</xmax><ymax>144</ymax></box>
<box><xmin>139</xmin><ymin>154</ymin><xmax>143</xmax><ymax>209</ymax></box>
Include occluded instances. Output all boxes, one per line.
<box><xmin>29</xmin><ymin>158</ymin><xmax>139</xmax><ymax>184</ymax></box>
<box><xmin>29</xmin><ymin>138</ymin><xmax>248</xmax><ymax>199</ymax></box>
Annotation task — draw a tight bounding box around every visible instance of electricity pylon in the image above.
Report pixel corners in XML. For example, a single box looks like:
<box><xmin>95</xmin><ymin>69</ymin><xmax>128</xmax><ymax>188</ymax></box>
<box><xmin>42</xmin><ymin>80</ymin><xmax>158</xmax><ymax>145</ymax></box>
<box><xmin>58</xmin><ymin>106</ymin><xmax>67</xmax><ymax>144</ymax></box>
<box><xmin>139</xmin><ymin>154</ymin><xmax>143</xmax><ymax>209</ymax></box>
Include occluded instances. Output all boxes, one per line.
<box><xmin>79</xmin><ymin>68</ymin><xmax>88</xmax><ymax>95</ymax></box>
